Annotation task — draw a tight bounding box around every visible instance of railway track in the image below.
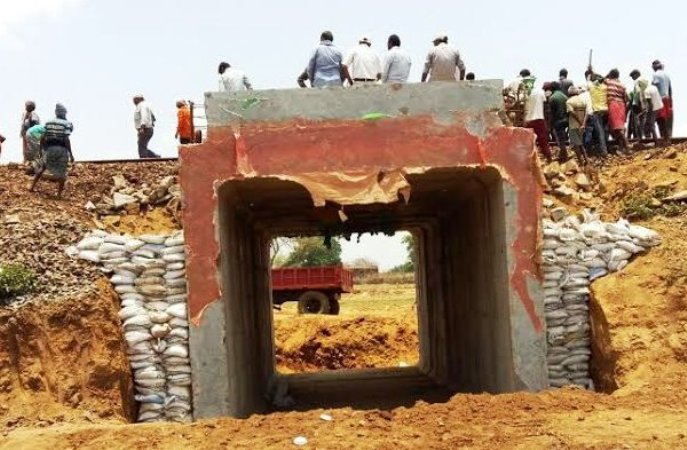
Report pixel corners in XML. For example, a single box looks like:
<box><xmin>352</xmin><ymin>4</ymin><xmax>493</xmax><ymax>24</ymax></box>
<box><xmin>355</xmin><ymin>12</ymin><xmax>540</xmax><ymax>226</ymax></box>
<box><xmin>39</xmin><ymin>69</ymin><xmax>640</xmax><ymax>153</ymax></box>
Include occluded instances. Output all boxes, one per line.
<box><xmin>75</xmin><ymin>137</ymin><xmax>687</xmax><ymax>165</ymax></box>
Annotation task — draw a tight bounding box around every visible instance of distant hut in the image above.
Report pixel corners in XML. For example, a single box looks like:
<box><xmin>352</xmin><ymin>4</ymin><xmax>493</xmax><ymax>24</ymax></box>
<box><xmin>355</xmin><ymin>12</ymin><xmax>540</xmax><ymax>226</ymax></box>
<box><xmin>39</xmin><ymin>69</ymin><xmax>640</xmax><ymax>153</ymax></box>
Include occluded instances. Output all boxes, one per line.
<box><xmin>345</xmin><ymin>258</ymin><xmax>379</xmax><ymax>282</ymax></box>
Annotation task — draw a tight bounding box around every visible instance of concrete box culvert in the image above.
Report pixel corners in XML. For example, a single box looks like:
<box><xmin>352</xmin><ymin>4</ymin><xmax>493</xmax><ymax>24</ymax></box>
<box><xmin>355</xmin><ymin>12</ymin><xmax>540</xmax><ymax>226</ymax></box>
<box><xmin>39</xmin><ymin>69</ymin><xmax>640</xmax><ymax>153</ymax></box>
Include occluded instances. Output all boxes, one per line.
<box><xmin>180</xmin><ymin>82</ymin><xmax>547</xmax><ymax>419</ymax></box>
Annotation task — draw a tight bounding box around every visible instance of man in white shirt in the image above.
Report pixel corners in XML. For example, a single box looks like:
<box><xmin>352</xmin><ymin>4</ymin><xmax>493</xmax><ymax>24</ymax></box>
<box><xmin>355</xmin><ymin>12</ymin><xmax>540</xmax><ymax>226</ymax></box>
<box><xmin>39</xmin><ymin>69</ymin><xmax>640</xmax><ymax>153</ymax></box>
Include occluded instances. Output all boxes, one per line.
<box><xmin>382</xmin><ymin>34</ymin><xmax>412</xmax><ymax>84</ymax></box>
<box><xmin>218</xmin><ymin>61</ymin><xmax>253</xmax><ymax>92</ymax></box>
<box><xmin>421</xmin><ymin>34</ymin><xmax>466</xmax><ymax>82</ymax></box>
<box><xmin>644</xmin><ymin>82</ymin><xmax>665</xmax><ymax>146</ymax></box>
<box><xmin>133</xmin><ymin>95</ymin><xmax>159</xmax><ymax>159</ymax></box>
<box><xmin>524</xmin><ymin>85</ymin><xmax>552</xmax><ymax>162</ymax></box>
<box><xmin>651</xmin><ymin>60</ymin><xmax>673</xmax><ymax>139</ymax></box>
<box><xmin>344</xmin><ymin>36</ymin><xmax>382</xmax><ymax>83</ymax></box>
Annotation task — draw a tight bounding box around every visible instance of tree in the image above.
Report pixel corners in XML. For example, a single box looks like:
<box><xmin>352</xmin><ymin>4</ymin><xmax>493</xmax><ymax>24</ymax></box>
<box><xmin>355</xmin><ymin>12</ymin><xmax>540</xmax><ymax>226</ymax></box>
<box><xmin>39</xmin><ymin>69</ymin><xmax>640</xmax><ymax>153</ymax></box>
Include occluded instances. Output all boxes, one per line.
<box><xmin>283</xmin><ymin>237</ymin><xmax>342</xmax><ymax>267</ymax></box>
<box><xmin>270</xmin><ymin>237</ymin><xmax>293</xmax><ymax>267</ymax></box>
<box><xmin>389</xmin><ymin>233</ymin><xmax>416</xmax><ymax>273</ymax></box>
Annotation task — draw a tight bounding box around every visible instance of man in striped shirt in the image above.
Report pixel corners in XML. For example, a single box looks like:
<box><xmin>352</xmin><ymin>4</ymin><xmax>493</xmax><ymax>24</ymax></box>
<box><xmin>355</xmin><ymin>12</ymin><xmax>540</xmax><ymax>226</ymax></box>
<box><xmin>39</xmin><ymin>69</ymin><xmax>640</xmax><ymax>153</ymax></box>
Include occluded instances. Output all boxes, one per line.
<box><xmin>605</xmin><ymin>69</ymin><xmax>629</xmax><ymax>153</ymax></box>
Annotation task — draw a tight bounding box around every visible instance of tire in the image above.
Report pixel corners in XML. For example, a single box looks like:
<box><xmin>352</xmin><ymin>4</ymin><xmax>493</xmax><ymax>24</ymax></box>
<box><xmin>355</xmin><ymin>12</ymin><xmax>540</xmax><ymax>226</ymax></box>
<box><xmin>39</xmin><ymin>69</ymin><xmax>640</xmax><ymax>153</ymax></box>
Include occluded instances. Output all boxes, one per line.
<box><xmin>297</xmin><ymin>291</ymin><xmax>330</xmax><ymax>315</ymax></box>
<box><xmin>328</xmin><ymin>296</ymin><xmax>340</xmax><ymax>316</ymax></box>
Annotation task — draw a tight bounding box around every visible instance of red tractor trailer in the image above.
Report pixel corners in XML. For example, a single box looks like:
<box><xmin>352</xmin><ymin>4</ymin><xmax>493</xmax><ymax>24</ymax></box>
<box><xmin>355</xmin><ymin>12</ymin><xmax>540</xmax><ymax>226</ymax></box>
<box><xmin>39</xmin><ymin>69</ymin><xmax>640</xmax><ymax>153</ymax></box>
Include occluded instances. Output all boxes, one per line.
<box><xmin>271</xmin><ymin>266</ymin><xmax>354</xmax><ymax>315</ymax></box>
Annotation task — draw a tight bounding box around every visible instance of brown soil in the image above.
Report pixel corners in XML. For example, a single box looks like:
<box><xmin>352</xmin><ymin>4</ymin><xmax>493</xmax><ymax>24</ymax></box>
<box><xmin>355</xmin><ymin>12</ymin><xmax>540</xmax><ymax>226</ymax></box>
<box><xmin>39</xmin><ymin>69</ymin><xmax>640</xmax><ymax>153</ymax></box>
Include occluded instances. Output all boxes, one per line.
<box><xmin>100</xmin><ymin>208</ymin><xmax>179</xmax><ymax>235</ymax></box>
<box><xmin>0</xmin><ymin>280</ymin><xmax>135</xmax><ymax>430</ymax></box>
<box><xmin>275</xmin><ymin>314</ymin><xmax>419</xmax><ymax>373</ymax></box>
<box><xmin>2</xmin><ymin>149</ymin><xmax>687</xmax><ymax>449</ymax></box>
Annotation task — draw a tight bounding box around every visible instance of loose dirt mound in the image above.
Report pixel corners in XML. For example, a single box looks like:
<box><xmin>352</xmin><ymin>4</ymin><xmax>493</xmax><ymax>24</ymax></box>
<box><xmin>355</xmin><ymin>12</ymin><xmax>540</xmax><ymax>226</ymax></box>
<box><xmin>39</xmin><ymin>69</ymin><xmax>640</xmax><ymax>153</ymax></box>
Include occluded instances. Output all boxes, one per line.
<box><xmin>274</xmin><ymin>283</ymin><xmax>419</xmax><ymax>373</ymax></box>
<box><xmin>275</xmin><ymin>315</ymin><xmax>419</xmax><ymax>373</ymax></box>
<box><xmin>0</xmin><ymin>280</ymin><xmax>134</xmax><ymax>430</ymax></box>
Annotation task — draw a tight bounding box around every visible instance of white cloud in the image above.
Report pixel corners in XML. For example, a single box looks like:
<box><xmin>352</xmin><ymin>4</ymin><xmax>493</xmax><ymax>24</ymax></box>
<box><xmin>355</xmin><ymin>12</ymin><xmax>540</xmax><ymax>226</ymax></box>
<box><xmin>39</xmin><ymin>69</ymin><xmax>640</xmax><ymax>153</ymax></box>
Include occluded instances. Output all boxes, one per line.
<box><xmin>0</xmin><ymin>0</ymin><xmax>86</xmax><ymax>41</ymax></box>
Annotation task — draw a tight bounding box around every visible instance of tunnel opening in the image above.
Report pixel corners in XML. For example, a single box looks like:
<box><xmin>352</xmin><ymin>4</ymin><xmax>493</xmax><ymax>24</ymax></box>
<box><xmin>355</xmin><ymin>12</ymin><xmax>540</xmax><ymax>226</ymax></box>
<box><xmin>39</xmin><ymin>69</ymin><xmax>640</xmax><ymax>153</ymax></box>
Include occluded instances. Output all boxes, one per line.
<box><xmin>270</xmin><ymin>231</ymin><xmax>421</xmax><ymax>375</ymax></box>
<box><xmin>215</xmin><ymin>166</ymin><xmax>517</xmax><ymax>417</ymax></box>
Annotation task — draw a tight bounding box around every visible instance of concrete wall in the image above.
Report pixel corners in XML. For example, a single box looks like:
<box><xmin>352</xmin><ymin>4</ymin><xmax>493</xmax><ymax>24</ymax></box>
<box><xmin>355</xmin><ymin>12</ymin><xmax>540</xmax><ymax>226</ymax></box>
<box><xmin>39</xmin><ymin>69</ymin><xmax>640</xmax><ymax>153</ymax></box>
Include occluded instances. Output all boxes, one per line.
<box><xmin>180</xmin><ymin>82</ymin><xmax>546</xmax><ymax>419</ymax></box>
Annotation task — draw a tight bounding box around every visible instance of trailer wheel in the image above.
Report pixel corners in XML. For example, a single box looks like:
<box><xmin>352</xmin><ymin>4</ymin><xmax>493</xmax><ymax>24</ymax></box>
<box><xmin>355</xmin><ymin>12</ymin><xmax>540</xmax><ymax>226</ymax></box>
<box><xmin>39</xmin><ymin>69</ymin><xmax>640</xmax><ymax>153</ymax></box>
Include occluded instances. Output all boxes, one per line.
<box><xmin>297</xmin><ymin>291</ymin><xmax>330</xmax><ymax>314</ymax></box>
<box><xmin>328</xmin><ymin>297</ymin><xmax>340</xmax><ymax>315</ymax></box>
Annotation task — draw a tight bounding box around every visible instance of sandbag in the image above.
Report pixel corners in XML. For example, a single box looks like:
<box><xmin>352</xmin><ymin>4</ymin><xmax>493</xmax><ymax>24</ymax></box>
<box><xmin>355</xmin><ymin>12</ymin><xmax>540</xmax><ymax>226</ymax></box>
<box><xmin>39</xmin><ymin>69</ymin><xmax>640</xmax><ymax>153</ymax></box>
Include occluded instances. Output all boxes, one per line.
<box><xmin>151</xmin><ymin>324</ymin><xmax>172</xmax><ymax>338</ymax></box>
<box><xmin>119</xmin><ymin>306</ymin><xmax>147</xmax><ymax>321</ymax></box>
<box><xmin>164</xmin><ymin>344</ymin><xmax>189</xmax><ymax>358</ymax></box>
<box><xmin>78</xmin><ymin>250</ymin><xmax>101</xmax><ymax>263</ymax></box>
<box><xmin>140</xmin><ymin>234</ymin><xmax>167</xmax><ymax>245</ymax></box>
<box><xmin>125</xmin><ymin>239</ymin><xmax>146</xmax><ymax>252</ymax></box>
<box><xmin>166</xmin><ymin>303</ymin><xmax>187</xmax><ymax>319</ymax></box>
<box><xmin>165</xmin><ymin>235</ymin><xmax>184</xmax><ymax>247</ymax></box>
<box><xmin>77</xmin><ymin>236</ymin><xmax>103</xmax><ymax>250</ymax></box>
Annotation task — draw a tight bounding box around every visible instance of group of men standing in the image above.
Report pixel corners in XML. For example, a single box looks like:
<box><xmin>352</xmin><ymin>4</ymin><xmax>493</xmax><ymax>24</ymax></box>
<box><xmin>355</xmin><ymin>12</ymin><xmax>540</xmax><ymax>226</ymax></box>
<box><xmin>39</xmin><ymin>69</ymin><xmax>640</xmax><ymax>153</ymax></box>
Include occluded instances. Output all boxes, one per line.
<box><xmin>218</xmin><ymin>31</ymin><xmax>468</xmax><ymax>92</ymax></box>
<box><xmin>509</xmin><ymin>60</ymin><xmax>673</xmax><ymax>164</ymax></box>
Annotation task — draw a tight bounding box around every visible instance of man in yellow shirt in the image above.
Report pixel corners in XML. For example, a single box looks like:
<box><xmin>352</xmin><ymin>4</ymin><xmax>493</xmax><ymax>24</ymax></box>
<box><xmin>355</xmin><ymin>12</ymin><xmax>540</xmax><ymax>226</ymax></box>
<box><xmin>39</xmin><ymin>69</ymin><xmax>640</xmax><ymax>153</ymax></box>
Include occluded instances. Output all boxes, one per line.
<box><xmin>585</xmin><ymin>70</ymin><xmax>609</xmax><ymax>157</ymax></box>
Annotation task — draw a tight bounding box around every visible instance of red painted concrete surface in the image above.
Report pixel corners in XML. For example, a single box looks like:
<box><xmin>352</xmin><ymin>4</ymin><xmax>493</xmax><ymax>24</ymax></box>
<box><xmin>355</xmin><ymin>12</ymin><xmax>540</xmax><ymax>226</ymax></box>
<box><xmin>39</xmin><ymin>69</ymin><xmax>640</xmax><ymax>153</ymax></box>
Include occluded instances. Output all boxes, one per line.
<box><xmin>180</xmin><ymin>114</ymin><xmax>543</xmax><ymax>331</ymax></box>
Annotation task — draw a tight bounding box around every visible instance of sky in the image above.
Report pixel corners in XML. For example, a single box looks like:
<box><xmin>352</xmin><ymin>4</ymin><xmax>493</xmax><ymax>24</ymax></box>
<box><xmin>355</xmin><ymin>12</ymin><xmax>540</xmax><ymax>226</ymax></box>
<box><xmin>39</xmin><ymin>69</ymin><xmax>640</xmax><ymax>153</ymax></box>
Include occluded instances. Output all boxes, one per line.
<box><xmin>1</xmin><ymin>0</ymin><xmax>685</xmax><ymax>269</ymax></box>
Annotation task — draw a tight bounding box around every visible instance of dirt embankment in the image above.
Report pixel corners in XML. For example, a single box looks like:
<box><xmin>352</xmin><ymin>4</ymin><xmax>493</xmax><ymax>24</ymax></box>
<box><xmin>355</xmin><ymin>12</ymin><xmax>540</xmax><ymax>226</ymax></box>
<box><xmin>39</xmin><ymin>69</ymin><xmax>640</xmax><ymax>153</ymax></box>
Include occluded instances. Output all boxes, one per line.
<box><xmin>587</xmin><ymin>151</ymin><xmax>687</xmax><ymax>395</ymax></box>
<box><xmin>0</xmin><ymin>281</ymin><xmax>135</xmax><ymax>429</ymax></box>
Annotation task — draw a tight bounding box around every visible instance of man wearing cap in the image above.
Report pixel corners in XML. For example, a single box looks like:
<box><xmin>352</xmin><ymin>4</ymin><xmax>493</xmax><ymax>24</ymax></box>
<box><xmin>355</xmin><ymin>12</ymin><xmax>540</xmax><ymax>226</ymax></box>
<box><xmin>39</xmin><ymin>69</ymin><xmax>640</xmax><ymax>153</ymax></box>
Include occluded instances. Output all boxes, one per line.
<box><xmin>344</xmin><ymin>36</ymin><xmax>382</xmax><ymax>83</ymax></box>
<box><xmin>651</xmin><ymin>60</ymin><xmax>673</xmax><ymax>140</ymax></box>
<box><xmin>421</xmin><ymin>35</ymin><xmax>466</xmax><ymax>82</ymax></box>
<box><xmin>133</xmin><ymin>95</ymin><xmax>160</xmax><ymax>159</ymax></box>
<box><xmin>30</xmin><ymin>103</ymin><xmax>74</xmax><ymax>198</ymax></box>
<box><xmin>0</xmin><ymin>134</ymin><xmax>5</xmax><ymax>159</ymax></box>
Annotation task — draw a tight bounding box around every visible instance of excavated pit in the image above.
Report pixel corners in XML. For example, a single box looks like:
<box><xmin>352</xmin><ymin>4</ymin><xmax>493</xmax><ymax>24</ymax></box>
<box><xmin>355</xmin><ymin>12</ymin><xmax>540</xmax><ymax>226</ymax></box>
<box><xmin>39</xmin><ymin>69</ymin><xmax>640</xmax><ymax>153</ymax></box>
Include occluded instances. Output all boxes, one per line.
<box><xmin>213</xmin><ymin>167</ymin><xmax>518</xmax><ymax>416</ymax></box>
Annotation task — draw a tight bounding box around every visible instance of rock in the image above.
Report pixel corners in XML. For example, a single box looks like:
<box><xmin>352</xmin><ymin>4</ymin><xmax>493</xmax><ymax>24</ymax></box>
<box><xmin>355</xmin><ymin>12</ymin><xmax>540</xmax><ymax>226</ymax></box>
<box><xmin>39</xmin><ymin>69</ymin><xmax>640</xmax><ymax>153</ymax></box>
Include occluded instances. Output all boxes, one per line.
<box><xmin>3</xmin><ymin>214</ymin><xmax>21</xmax><ymax>224</ymax></box>
<box><xmin>544</xmin><ymin>162</ymin><xmax>561</xmax><ymax>179</ymax></box>
<box><xmin>543</xmin><ymin>198</ymin><xmax>555</xmax><ymax>209</ymax></box>
<box><xmin>84</xmin><ymin>201</ymin><xmax>96</xmax><ymax>212</ymax></box>
<box><xmin>112</xmin><ymin>175</ymin><xmax>128</xmax><ymax>188</ymax></box>
<box><xmin>650</xmin><ymin>198</ymin><xmax>662</xmax><ymax>207</ymax></box>
<box><xmin>551</xmin><ymin>207</ymin><xmax>568</xmax><ymax>222</ymax></box>
<box><xmin>293</xmin><ymin>437</ymin><xmax>308</xmax><ymax>446</ymax></box>
<box><xmin>663</xmin><ymin>190</ymin><xmax>687</xmax><ymax>202</ymax></box>
<box><xmin>562</xmin><ymin>160</ymin><xmax>580</xmax><ymax>175</ymax></box>
<box><xmin>160</xmin><ymin>176</ymin><xmax>176</xmax><ymax>189</ymax></box>
<box><xmin>124</xmin><ymin>202</ymin><xmax>140</xmax><ymax>215</ymax></box>
<box><xmin>553</xmin><ymin>186</ymin><xmax>575</xmax><ymax>198</ymax></box>
<box><xmin>113</xmin><ymin>192</ymin><xmax>137</xmax><ymax>209</ymax></box>
<box><xmin>665</xmin><ymin>148</ymin><xmax>678</xmax><ymax>159</ymax></box>
<box><xmin>574</xmin><ymin>174</ymin><xmax>591</xmax><ymax>190</ymax></box>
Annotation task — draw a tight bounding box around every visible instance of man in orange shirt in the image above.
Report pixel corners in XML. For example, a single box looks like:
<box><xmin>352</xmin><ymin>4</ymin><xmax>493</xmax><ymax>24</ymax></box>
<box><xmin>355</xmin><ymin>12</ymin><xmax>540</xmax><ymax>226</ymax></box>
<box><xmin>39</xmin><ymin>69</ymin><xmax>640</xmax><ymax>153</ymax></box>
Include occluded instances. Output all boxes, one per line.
<box><xmin>175</xmin><ymin>101</ymin><xmax>193</xmax><ymax>144</ymax></box>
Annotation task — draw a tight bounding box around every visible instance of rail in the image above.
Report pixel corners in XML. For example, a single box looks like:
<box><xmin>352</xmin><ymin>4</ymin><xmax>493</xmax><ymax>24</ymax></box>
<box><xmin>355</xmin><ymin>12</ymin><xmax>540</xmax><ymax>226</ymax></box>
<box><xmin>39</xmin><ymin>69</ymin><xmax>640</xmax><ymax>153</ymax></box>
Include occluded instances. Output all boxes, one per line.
<box><xmin>71</xmin><ymin>137</ymin><xmax>687</xmax><ymax>165</ymax></box>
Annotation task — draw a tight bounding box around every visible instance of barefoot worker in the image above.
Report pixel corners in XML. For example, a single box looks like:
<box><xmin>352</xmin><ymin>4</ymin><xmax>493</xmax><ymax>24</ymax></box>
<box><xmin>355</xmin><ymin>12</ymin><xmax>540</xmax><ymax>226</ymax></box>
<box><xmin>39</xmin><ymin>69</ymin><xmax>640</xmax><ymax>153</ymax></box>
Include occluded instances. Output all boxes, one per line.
<box><xmin>30</xmin><ymin>103</ymin><xmax>74</xmax><ymax>198</ymax></box>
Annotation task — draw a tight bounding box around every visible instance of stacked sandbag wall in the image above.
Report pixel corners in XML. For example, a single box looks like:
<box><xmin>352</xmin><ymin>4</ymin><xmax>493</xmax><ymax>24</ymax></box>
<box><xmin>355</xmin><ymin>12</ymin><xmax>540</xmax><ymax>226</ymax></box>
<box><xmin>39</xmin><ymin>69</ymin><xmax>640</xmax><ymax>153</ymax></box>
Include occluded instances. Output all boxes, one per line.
<box><xmin>542</xmin><ymin>210</ymin><xmax>661</xmax><ymax>389</ymax></box>
<box><xmin>73</xmin><ymin>231</ymin><xmax>191</xmax><ymax>423</ymax></box>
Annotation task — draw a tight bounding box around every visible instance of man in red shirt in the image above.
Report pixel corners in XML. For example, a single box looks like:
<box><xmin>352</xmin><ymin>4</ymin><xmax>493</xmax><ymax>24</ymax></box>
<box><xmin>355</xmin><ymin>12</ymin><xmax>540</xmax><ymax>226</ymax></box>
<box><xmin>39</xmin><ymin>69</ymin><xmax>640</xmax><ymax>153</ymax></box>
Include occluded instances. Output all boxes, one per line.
<box><xmin>175</xmin><ymin>101</ymin><xmax>193</xmax><ymax>144</ymax></box>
